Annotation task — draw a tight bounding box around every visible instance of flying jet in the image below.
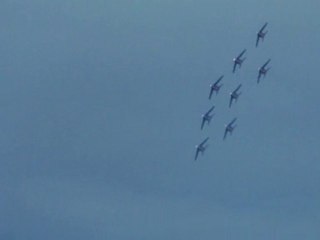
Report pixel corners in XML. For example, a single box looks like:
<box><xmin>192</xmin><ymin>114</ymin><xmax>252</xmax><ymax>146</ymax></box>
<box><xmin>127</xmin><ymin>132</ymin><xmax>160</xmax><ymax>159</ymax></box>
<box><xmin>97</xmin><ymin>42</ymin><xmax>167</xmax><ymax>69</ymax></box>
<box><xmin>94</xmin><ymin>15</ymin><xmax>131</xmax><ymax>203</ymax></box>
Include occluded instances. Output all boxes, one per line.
<box><xmin>194</xmin><ymin>137</ymin><xmax>209</xmax><ymax>161</ymax></box>
<box><xmin>229</xmin><ymin>84</ymin><xmax>242</xmax><ymax>108</ymax></box>
<box><xmin>223</xmin><ymin>118</ymin><xmax>237</xmax><ymax>140</ymax></box>
<box><xmin>201</xmin><ymin>106</ymin><xmax>215</xmax><ymax>130</ymax></box>
<box><xmin>256</xmin><ymin>22</ymin><xmax>268</xmax><ymax>47</ymax></box>
<box><xmin>257</xmin><ymin>59</ymin><xmax>271</xmax><ymax>83</ymax></box>
<box><xmin>233</xmin><ymin>49</ymin><xmax>246</xmax><ymax>73</ymax></box>
<box><xmin>209</xmin><ymin>75</ymin><xmax>224</xmax><ymax>99</ymax></box>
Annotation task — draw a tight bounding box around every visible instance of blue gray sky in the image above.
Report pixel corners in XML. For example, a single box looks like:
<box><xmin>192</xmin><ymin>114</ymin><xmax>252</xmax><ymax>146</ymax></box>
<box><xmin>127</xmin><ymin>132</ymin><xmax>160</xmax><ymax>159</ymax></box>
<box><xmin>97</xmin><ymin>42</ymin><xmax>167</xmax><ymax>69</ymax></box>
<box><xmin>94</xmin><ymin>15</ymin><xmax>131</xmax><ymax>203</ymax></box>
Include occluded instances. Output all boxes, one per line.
<box><xmin>1</xmin><ymin>0</ymin><xmax>320</xmax><ymax>239</ymax></box>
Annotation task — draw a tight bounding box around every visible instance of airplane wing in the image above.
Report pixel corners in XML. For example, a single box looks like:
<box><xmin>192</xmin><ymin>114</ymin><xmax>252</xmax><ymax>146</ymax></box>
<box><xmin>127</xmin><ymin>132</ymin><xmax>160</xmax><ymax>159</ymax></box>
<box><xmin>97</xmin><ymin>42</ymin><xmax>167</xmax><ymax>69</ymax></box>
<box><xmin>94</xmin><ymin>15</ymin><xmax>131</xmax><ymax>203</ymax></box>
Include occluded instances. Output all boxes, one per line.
<box><xmin>194</xmin><ymin>148</ymin><xmax>199</xmax><ymax>161</ymax></box>
<box><xmin>208</xmin><ymin>87</ymin><xmax>214</xmax><ymax>99</ymax></box>
<box><xmin>206</xmin><ymin>106</ymin><xmax>215</xmax><ymax>115</ymax></box>
<box><xmin>259</xmin><ymin>22</ymin><xmax>268</xmax><ymax>33</ymax></box>
<box><xmin>257</xmin><ymin>71</ymin><xmax>262</xmax><ymax>83</ymax></box>
<box><xmin>229</xmin><ymin>96</ymin><xmax>233</xmax><ymax>108</ymax></box>
<box><xmin>235</xmin><ymin>84</ymin><xmax>242</xmax><ymax>92</ymax></box>
<box><xmin>201</xmin><ymin>118</ymin><xmax>205</xmax><ymax>130</ymax></box>
<box><xmin>237</xmin><ymin>49</ymin><xmax>246</xmax><ymax>59</ymax></box>
<box><xmin>232</xmin><ymin>62</ymin><xmax>237</xmax><ymax>73</ymax></box>
<box><xmin>229</xmin><ymin>117</ymin><xmax>237</xmax><ymax>126</ymax></box>
<box><xmin>200</xmin><ymin>137</ymin><xmax>209</xmax><ymax>147</ymax></box>
<box><xmin>215</xmin><ymin>75</ymin><xmax>224</xmax><ymax>85</ymax></box>
<box><xmin>223</xmin><ymin>128</ymin><xmax>228</xmax><ymax>140</ymax></box>
<box><xmin>262</xmin><ymin>59</ymin><xmax>271</xmax><ymax>68</ymax></box>
<box><xmin>256</xmin><ymin>35</ymin><xmax>260</xmax><ymax>47</ymax></box>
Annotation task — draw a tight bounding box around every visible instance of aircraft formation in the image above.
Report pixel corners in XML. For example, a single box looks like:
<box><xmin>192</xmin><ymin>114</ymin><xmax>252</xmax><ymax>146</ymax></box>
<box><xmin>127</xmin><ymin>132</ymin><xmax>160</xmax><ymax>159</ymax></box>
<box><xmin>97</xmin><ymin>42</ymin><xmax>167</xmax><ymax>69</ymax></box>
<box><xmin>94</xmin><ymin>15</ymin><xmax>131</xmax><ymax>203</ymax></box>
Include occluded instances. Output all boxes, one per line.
<box><xmin>195</xmin><ymin>22</ymin><xmax>271</xmax><ymax>161</ymax></box>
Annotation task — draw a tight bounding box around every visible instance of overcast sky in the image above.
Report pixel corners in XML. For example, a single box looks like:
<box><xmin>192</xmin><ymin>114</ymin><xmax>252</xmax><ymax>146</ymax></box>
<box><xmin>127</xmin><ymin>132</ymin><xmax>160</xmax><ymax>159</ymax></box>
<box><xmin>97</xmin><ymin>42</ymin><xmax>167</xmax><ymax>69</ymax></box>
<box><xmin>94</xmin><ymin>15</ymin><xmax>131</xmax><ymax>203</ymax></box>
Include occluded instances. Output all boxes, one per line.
<box><xmin>1</xmin><ymin>0</ymin><xmax>320</xmax><ymax>239</ymax></box>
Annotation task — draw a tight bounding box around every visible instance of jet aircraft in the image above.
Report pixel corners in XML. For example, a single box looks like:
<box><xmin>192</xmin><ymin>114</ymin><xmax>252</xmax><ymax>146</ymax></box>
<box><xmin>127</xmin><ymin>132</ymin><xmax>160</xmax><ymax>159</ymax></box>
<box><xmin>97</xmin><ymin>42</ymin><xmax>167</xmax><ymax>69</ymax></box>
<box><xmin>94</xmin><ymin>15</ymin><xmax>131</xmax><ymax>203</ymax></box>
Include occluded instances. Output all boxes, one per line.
<box><xmin>256</xmin><ymin>22</ymin><xmax>268</xmax><ymax>47</ymax></box>
<box><xmin>209</xmin><ymin>75</ymin><xmax>224</xmax><ymax>99</ymax></box>
<box><xmin>201</xmin><ymin>106</ymin><xmax>215</xmax><ymax>130</ymax></box>
<box><xmin>257</xmin><ymin>59</ymin><xmax>271</xmax><ymax>83</ymax></box>
<box><xmin>223</xmin><ymin>118</ymin><xmax>237</xmax><ymax>140</ymax></box>
<box><xmin>194</xmin><ymin>137</ymin><xmax>209</xmax><ymax>161</ymax></box>
<box><xmin>229</xmin><ymin>84</ymin><xmax>242</xmax><ymax>108</ymax></box>
<box><xmin>233</xmin><ymin>49</ymin><xmax>246</xmax><ymax>73</ymax></box>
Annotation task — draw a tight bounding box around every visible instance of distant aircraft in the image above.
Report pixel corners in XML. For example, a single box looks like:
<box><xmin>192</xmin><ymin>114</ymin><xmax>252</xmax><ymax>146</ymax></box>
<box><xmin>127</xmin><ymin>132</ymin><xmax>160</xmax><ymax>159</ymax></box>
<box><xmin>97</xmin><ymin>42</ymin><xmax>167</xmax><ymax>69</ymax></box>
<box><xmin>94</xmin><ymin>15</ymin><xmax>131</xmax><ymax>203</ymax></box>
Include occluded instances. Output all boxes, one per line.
<box><xmin>201</xmin><ymin>106</ymin><xmax>215</xmax><ymax>130</ymax></box>
<box><xmin>209</xmin><ymin>75</ymin><xmax>224</xmax><ymax>99</ymax></box>
<box><xmin>229</xmin><ymin>84</ymin><xmax>242</xmax><ymax>108</ymax></box>
<box><xmin>257</xmin><ymin>59</ymin><xmax>271</xmax><ymax>83</ymax></box>
<box><xmin>223</xmin><ymin>118</ymin><xmax>237</xmax><ymax>140</ymax></box>
<box><xmin>233</xmin><ymin>49</ymin><xmax>246</xmax><ymax>73</ymax></box>
<box><xmin>256</xmin><ymin>22</ymin><xmax>268</xmax><ymax>47</ymax></box>
<box><xmin>195</xmin><ymin>137</ymin><xmax>209</xmax><ymax>160</ymax></box>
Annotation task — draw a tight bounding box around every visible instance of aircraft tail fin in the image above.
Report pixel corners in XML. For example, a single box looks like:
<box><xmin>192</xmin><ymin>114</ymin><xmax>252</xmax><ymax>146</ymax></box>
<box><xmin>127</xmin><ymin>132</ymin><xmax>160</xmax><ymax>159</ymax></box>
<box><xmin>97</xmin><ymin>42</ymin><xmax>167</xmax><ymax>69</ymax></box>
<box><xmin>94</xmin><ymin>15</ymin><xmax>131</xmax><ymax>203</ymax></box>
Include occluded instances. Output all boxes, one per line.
<box><xmin>208</xmin><ymin>115</ymin><xmax>214</xmax><ymax>124</ymax></box>
<box><xmin>240</xmin><ymin>58</ymin><xmax>246</xmax><ymax>67</ymax></box>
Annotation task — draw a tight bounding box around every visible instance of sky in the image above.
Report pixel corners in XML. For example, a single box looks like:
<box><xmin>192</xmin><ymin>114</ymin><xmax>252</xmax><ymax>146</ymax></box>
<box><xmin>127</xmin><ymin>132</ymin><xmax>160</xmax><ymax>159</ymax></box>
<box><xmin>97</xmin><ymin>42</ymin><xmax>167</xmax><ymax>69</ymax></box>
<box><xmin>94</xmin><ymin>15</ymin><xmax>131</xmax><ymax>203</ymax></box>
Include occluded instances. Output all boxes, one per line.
<box><xmin>1</xmin><ymin>0</ymin><xmax>320</xmax><ymax>239</ymax></box>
